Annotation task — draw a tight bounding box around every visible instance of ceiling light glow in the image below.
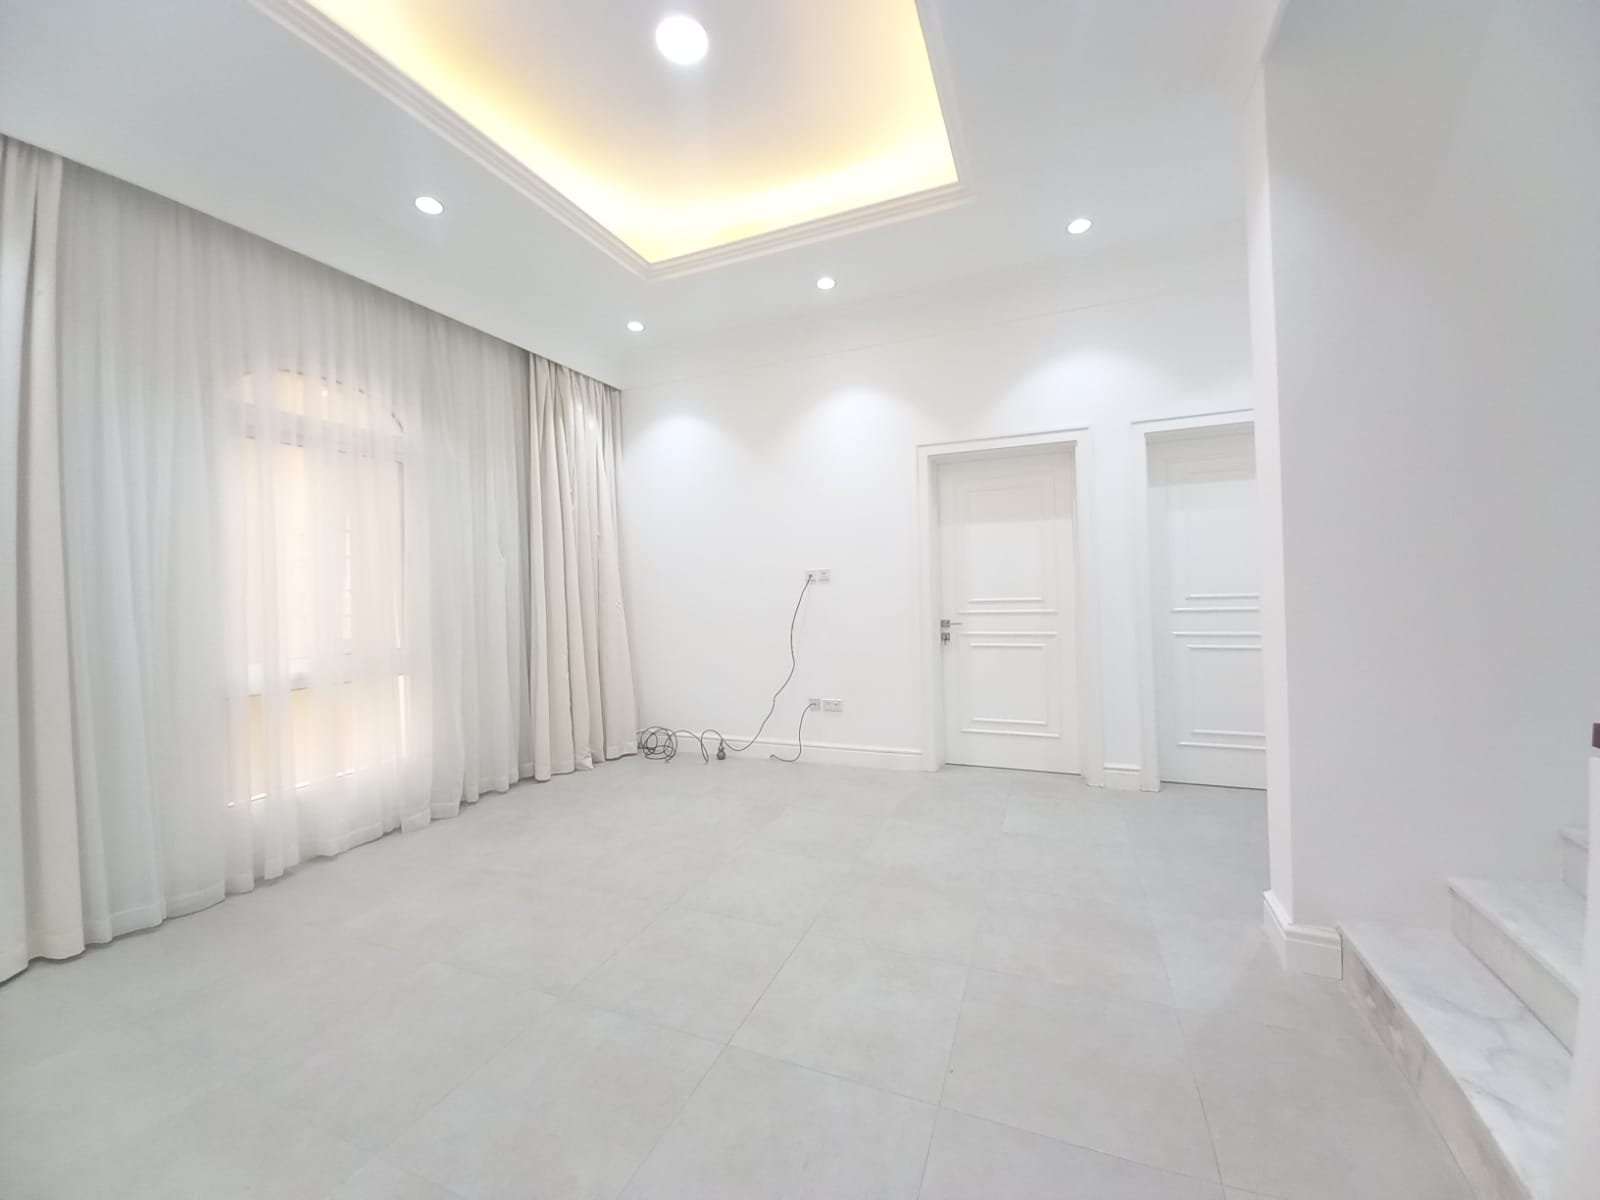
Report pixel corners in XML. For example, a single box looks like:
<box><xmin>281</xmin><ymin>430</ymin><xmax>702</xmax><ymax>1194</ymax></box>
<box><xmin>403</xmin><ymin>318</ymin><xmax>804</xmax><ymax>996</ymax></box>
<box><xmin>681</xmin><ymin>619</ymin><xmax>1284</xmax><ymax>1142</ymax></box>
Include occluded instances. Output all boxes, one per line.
<box><xmin>414</xmin><ymin>195</ymin><xmax>444</xmax><ymax>215</ymax></box>
<box><xmin>306</xmin><ymin>0</ymin><xmax>957</xmax><ymax>262</ymax></box>
<box><xmin>1066</xmin><ymin>216</ymin><xmax>1092</xmax><ymax>235</ymax></box>
<box><xmin>655</xmin><ymin>14</ymin><xmax>709</xmax><ymax>66</ymax></box>
<box><xmin>815</xmin><ymin>276</ymin><xmax>836</xmax><ymax>291</ymax></box>
<box><xmin>626</xmin><ymin>320</ymin><xmax>646</xmax><ymax>333</ymax></box>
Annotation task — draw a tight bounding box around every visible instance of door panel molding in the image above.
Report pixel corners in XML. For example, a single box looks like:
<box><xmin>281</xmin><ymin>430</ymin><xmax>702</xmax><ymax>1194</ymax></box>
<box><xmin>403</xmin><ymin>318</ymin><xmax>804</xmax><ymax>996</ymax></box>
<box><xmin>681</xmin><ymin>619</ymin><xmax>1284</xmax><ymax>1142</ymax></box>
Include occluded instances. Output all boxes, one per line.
<box><xmin>916</xmin><ymin>428</ymin><xmax>1102</xmax><ymax>783</ymax></box>
<box><xmin>1130</xmin><ymin>411</ymin><xmax>1259</xmax><ymax>792</ymax></box>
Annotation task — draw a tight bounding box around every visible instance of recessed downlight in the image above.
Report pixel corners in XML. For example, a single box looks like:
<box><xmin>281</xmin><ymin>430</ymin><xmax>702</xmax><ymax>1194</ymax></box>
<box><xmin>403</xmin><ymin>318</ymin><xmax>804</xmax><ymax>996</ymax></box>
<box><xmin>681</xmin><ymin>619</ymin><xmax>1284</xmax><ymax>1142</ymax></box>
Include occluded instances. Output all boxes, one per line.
<box><xmin>655</xmin><ymin>14</ymin><xmax>709</xmax><ymax>65</ymax></box>
<box><xmin>1066</xmin><ymin>216</ymin><xmax>1093</xmax><ymax>235</ymax></box>
<box><xmin>414</xmin><ymin>195</ymin><xmax>444</xmax><ymax>216</ymax></box>
<box><xmin>815</xmin><ymin>276</ymin><xmax>836</xmax><ymax>291</ymax></box>
<box><xmin>626</xmin><ymin>320</ymin><xmax>646</xmax><ymax>333</ymax></box>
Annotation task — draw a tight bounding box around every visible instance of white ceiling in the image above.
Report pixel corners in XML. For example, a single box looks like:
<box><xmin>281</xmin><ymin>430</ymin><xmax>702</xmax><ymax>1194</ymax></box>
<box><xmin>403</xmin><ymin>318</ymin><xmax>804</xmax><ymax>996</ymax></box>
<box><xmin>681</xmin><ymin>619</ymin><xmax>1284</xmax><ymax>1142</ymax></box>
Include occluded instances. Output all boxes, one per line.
<box><xmin>0</xmin><ymin>0</ymin><xmax>1275</xmax><ymax>385</ymax></box>
<box><xmin>288</xmin><ymin>0</ymin><xmax>959</xmax><ymax>263</ymax></box>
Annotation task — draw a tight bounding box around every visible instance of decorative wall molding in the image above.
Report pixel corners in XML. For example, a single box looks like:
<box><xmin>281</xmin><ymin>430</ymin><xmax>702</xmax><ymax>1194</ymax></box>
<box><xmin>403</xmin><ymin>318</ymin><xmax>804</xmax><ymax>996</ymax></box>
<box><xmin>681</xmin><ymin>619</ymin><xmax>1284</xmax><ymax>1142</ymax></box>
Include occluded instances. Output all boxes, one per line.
<box><xmin>1263</xmin><ymin>889</ymin><xmax>1343</xmax><ymax>978</ymax></box>
<box><xmin>1102</xmin><ymin>763</ymin><xmax>1144</xmax><ymax>791</ymax></box>
<box><xmin>251</xmin><ymin>0</ymin><xmax>972</xmax><ymax>279</ymax></box>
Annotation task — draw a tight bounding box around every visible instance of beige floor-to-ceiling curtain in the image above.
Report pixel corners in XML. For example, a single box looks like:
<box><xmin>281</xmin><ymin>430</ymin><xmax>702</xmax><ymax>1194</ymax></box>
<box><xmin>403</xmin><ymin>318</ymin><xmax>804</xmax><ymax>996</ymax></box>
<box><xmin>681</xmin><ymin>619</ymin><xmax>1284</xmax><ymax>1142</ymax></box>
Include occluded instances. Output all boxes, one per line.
<box><xmin>0</xmin><ymin>137</ymin><xmax>82</xmax><ymax>978</ymax></box>
<box><xmin>0</xmin><ymin>135</ymin><xmax>638</xmax><ymax>983</ymax></box>
<box><xmin>527</xmin><ymin>355</ymin><xmax>637</xmax><ymax>780</ymax></box>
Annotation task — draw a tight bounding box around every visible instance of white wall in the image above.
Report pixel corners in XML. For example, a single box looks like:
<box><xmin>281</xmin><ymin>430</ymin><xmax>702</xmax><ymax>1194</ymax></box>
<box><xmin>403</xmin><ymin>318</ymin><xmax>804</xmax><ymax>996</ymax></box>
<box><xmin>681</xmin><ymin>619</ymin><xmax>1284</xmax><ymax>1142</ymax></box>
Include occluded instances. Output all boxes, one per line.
<box><xmin>619</xmin><ymin>250</ymin><xmax>1252</xmax><ymax>773</ymax></box>
<box><xmin>1251</xmin><ymin>0</ymin><xmax>1600</xmax><ymax>930</ymax></box>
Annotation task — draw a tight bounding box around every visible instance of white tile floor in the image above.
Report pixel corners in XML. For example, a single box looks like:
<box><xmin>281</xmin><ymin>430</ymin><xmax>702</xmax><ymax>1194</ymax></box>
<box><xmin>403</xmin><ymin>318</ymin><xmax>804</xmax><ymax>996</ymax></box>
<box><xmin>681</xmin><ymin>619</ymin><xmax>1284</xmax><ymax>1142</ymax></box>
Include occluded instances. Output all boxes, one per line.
<box><xmin>0</xmin><ymin>756</ymin><xmax>1471</xmax><ymax>1200</ymax></box>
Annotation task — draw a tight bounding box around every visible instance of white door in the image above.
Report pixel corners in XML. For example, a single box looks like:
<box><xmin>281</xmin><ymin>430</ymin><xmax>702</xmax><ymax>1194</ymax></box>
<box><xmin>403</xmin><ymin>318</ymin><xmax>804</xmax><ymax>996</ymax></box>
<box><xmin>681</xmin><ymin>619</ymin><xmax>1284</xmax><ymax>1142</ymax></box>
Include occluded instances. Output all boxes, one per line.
<box><xmin>1147</xmin><ymin>430</ymin><xmax>1266</xmax><ymax>788</ymax></box>
<box><xmin>938</xmin><ymin>452</ymin><xmax>1078</xmax><ymax>773</ymax></box>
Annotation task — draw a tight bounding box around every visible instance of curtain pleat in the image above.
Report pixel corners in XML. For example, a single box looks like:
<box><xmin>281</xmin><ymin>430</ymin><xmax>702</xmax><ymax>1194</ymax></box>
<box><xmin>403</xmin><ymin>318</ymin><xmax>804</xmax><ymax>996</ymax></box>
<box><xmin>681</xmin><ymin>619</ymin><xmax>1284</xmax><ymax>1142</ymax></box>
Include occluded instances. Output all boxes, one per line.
<box><xmin>528</xmin><ymin>356</ymin><xmax>638</xmax><ymax>781</ymax></box>
<box><xmin>0</xmin><ymin>137</ymin><xmax>82</xmax><ymax>980</ymax></box>
<box><xmin>0</xmin><ymin>138</ymin><xmax>638</xmax><ymax>982</ymax></box>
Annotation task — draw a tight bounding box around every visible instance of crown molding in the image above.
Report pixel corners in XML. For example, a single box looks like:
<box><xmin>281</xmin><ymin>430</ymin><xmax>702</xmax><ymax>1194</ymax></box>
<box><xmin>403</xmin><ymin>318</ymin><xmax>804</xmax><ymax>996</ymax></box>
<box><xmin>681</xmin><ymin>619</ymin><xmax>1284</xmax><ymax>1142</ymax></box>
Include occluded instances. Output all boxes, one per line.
<box><xmin>252</xmin><ymin>0</ymin><xmax>972</xmax><ymax>280</ymax></box>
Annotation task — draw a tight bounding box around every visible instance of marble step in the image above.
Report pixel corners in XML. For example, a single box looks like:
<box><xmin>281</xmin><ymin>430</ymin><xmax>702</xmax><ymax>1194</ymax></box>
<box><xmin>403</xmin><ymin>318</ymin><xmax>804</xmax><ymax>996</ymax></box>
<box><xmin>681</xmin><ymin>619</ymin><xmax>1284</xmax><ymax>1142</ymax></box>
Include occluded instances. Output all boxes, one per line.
<box><xmin>1561</xmin><ymin>826</ymin><xmax>1588</xmax><ymax>897</ymax></box>
<box><xmin>1449</xmin><ymin>877</ymin><xmax>1584</xmax><ymax>1051</ymax></box>
<box><xmin>1342</xmin><ymin>924</ymin><xmax>1570</xmax><ymax>1200</ymax></box>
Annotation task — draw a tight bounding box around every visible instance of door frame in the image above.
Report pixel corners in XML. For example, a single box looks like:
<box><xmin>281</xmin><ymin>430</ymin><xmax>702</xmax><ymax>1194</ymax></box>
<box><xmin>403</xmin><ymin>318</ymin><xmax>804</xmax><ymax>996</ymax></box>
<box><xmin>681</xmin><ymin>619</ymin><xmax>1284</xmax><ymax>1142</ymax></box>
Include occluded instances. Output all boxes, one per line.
<box><xmin>916</xmin><ymin>428</ymin><xmax>1103</xmax><ymax>784</ymax></box>
<box><xmin>1131</xmin><ymin>410</ymin><xmax>1256</xmax><ymax>792</ymax></box>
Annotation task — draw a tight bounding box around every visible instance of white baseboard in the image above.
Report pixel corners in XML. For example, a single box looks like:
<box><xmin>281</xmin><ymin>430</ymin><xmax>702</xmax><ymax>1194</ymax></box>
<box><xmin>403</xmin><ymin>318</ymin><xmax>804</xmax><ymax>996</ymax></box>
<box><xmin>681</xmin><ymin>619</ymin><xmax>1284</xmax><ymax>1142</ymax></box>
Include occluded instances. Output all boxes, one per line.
<box><xmin>728</xmin><ymin>737</ymin><xmax>925</xmax><ymax>771</ymax></box>
<box><xmin>1263</xmin><ymin>889</ymin><xmax>1343</xmax><ymax>978</ymax></box>
<box><xmin>1102</xmin><ymin>763</ymin><xmax>1143</xmax><ymax>791</ymax></box>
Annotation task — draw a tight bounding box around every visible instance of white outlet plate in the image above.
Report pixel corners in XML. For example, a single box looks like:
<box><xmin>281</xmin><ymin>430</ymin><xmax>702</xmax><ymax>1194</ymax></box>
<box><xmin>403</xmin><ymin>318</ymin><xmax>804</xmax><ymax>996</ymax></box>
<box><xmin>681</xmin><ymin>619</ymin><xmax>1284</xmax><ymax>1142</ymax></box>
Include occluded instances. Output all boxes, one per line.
<box><xmin>822</xmin><ymin>699</ymin><xmax>843</xmax><ymax>713</ymax></box>
<box><xmin>806</xmin><ymin>697</ymin><xmax>822</xmax><ymax>711</ymax></box>
<box><xmin>807</xmin><ymin>569</ymin><xmax>831</xmax><ymax>583</ymax></box>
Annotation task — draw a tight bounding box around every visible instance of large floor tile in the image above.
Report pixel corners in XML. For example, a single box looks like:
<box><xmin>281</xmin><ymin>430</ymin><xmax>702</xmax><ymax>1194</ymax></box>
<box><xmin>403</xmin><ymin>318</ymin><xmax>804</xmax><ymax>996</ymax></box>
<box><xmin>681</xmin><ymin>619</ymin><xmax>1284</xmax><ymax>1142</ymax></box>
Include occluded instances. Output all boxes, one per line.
<box><xmin>439</xmin><ymin>881</ymin><xmax>663</xmax><ymax>994</ymax></box>
<box><xmin>1</xmin><ymin>759</ymin><xmax>1453</xmax><ymax>1200</ymax></box>
<box><xmin>0</xmin><ymin>898</ymin><xmax>308</xmax><ymax>1077</ymax></box>
<box><xmin>325</xmin><ymin>1159</ymin><xmax>468</xmax><ymax>1200</ymax></box>
<box><xmin>1120</xmin><ymin>786</ymin><xmax>1268</xmax><ymax>854</ymax></box>
<box><xmin>1138</xmin><ymin>846</ymin><xmax>1267</xmax><ymax>921</ymax></box>
<box><xmin>622</xmin><ymin>1047</ymin><xmax>935</xmax><ymax>1200</ymax></box>
<box><xmin>0</xmin><ymin>1025</ymin><xmax>215</xmax><ymax>1194</ymax></box>
<box><xmin>575</xmin><ymin>908</ymin><xmax>801</xmax><ymax>1041</ymax></box>
<box><xmin>745</xmin><ymin>808</ymin><xmax>886</xmax><ymax>863</ymax></box>
<box><xmin>1001</xmin><ymin>788</ymin><xmax>1130</xmax><ymax>845</ymax></box>
<box><xmin>811</xmin><ymin>869</ymin><xmax>984</xmax><ymax>964</ymax></box>
<box><xmin>859</xmin><ymin>819</ymin><xmax>998</xmax><ymax>881</ymax></box>
<box><xmin>975</xmin><ymin>887</ymin><xmax>1172</xmax><ymax>1003</ymax></box>
<box><xmin>920</xmin><ymin>1110</ymin><xmax>1225</xmax><ymax>1200</ymax></box>
<box><xmin>468</xmin><ymin>816</ymin><xmax>640</xmax><ymax>880</ymax></box>
<box><xmin>984</xmin><ymin>833</ymin><xmax>1147</xmax><ymax>907</ymax></box>
<box><xmin>254</xmin><ymin>960</ymin><xmax>557</xmax><ymax>1151</ymax></box>
<box><xmin>391</xmin><ymin>1000</ymin><xmax>719</xmax><ymax>1200</ymax></box>
<box><xmin>1186</xmin><ymin>1013</ymin><xmax>1471</xmax><ymax>1200</ymax></box>
<box><xmin>764</xmin><ymin>762</ymin><xmax>910</xmax><ymax>817</ymax></box>
<box><xmin>732</xmin><ymin>933</ymin><xmax>967</xmax><ymax>1102</ymax></box>
<box><xmin>545</xmin><ymin>836</ymin><xmax>726</xmax><ymax>905</ymax></box>
<box><xmin>890</xmin><ymin>774</ymin><xmax>1009</xmax><ymax>832</ymax></box>
<box><xmin>666</xmin><ymin>793</ymin><xmax>788</xmax><ymax>848</ymax></box>
<box><xmin>133</xmin><ymin>928</ymin><xmax>418</xmax><ymax>1069</ymax></box>
<box><xmin>1154</xmin><ymin>913</ymin><xmax>1370</xmax><ymax>1040</ymax></box>
<box><xmin>677</xmin><ymin>848</ymin><xmax>853</xmax><ymax>930</ymax></box>
<box><xmin>943</xmin><ymin>969</ymin><xmax>1217</xmax><ymax>1180</ymax></box>
<box><xmin>32</xmin><ymin>1086</ymin><xmax>367</xmax><ymax>1200</ymax></box>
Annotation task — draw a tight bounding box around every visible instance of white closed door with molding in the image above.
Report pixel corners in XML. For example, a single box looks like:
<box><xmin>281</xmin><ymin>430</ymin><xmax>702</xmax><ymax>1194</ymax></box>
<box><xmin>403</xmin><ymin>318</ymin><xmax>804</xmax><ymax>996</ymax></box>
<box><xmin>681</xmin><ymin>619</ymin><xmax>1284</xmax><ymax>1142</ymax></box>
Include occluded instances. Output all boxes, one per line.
<box><xmin>938</xmin><ymin>452</ymin><xmax>1078</xmax><ymax>773</ymax></box>
<box><xmin>1148</xmin><ymin>430</ymin><xmax>1265</xmax><ymax>789</ymax></box>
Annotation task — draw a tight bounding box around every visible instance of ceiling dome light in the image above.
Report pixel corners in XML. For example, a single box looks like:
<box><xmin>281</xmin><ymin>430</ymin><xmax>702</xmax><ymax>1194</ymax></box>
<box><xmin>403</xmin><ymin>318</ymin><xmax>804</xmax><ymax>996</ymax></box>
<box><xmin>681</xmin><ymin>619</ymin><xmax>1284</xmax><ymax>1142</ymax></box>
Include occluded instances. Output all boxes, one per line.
<box><xmin>655</xmin><ymin>14</ymin><xmax>708</xmax><ymax>65</ymax></box>
<box><xmin>815</xmin><ymin>276</ymin><xmax>836</xmax><ymax>291</ymax></box>
<box><xmin>626</xmin><ymin>320</ymin><xmax>646</xmax><ymax>333</ymax></box>
<box><xmin>414</xmin><ymin>195</ymin><xmax>444</xmax><ymax>216</ymax></box>
<box><xmin>1066</xmin><ymin>216</ymin><xmax>1093</xmax><ymax>235</ymax></box>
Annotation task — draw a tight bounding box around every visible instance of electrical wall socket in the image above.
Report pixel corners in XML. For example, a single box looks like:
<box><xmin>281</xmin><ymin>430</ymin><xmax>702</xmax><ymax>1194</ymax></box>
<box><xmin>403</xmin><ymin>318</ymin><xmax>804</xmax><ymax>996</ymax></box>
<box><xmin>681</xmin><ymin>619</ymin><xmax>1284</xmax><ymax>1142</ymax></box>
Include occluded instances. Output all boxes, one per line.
<box><xmin>806</xmin><ymin>697</ymin><xmax>822</xmax><ymax>712</ymax></box>
<box><xmin>806</xmin><ymin>569</ymin><xmax>831</xmax><ymax>583</ymax></box>
<box><xmin>822</xmin><ymin>699</ymin><xmax>843</xmax><ymax>713</ymax></box>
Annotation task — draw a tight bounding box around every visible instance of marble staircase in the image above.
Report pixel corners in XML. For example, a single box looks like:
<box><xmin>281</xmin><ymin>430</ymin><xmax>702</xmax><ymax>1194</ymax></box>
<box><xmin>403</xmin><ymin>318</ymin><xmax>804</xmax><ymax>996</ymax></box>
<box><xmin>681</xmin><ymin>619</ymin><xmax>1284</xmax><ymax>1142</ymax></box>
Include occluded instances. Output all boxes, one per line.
<box><xmin>1343</xmin><ymin>823</ymin><xmax>1588</xmax><ymax>1200</ymax></box>
<box><xmin>1564</xmin><ymin>826</ymin><xmax>1589</xmax><ymax>897</ymax></box>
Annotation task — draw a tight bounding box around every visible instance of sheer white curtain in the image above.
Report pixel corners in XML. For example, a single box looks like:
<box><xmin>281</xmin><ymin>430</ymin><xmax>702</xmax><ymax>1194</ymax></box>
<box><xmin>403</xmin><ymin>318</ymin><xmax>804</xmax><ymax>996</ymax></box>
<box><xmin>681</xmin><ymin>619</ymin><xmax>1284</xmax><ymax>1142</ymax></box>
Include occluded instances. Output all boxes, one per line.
<box><xmin>528</xmin><ymin>356</ymin><xmax>638</xmax><ymax>779</ymax></box>
<box><xmin>1</xmin><ymin>137</ymin><xmax>82</xmax><ymax>979</ymax></box>
<box><xmin>0</xmin><ymin>141</ymin><xmax>640</xmax><ymax>981</ymax></box>
<box><xmin>0</xmin><ymin>147</ymin><xmax>543</xmax><ymax>978</ymax></box>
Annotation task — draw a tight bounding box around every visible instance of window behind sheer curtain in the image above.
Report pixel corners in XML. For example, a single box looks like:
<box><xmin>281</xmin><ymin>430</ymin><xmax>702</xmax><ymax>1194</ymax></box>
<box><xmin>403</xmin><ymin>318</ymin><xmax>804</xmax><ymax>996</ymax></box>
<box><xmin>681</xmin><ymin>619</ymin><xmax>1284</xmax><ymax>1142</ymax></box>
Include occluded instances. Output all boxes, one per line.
<box><xmin>28</xmin><ymin>145</ymin><xmax>544</xmax><ymax>954</ymax></box>
<box><xmin>233</xmin><ymin>368</ymin><xmax>411</xmax><ymax>853</ymax></box>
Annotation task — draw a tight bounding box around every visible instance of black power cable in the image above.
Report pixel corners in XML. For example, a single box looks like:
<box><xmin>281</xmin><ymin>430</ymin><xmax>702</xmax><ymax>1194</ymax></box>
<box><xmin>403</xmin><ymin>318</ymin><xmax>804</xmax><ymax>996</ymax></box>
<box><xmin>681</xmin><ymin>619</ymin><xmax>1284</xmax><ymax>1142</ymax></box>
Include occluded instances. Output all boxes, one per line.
<box><xmin>637</xmin><ymin>574</ymin><xmax>815</xmax><ymax>765</ymax></box>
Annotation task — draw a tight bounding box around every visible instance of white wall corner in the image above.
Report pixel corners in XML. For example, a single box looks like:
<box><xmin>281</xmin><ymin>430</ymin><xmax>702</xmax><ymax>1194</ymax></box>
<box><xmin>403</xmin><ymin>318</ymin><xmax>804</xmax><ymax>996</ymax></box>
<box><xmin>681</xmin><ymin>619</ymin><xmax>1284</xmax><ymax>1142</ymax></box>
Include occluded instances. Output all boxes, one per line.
<box><xmin>1262</xmin><ymin>889</ymin><xmax>1342</xmax><ymax>978</ymax></box>
<box><xmin>1102</xmin><ymin>763</ymin><xmax>1143</xmax><ymax>792</ymax></box>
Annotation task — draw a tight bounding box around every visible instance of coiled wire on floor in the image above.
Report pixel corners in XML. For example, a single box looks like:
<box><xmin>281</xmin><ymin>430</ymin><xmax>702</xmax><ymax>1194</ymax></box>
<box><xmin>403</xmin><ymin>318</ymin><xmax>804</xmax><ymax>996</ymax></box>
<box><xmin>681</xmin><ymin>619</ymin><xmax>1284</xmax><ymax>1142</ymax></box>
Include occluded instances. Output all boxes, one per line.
<box><xmin>635</xmin><ymin>576</ymin><xmax>814</xmax><ymax>764</ymax></box>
